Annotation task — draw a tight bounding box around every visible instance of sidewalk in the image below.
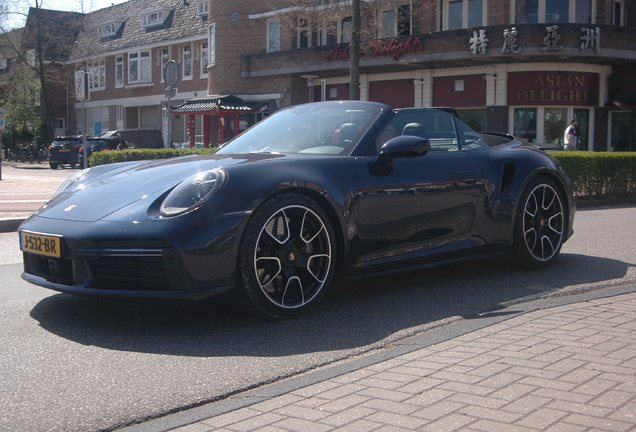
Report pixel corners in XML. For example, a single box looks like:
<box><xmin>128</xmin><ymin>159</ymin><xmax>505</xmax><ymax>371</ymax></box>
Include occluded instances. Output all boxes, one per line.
<box><xmin>0</xmin><ymin>160</ymin><xmax>73</xmax><ymax>232</ymax></box>
<box><xmin>119</xmin><ymin>286</ymin><xmax>636</xmax><ymax>432</ymax></box>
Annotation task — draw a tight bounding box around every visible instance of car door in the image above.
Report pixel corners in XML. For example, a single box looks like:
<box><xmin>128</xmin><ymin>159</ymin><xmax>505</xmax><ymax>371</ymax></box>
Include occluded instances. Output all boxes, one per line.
<box><xmin>351</xmin><ymin>108</ymin><xmax>485</xmax><ymax>266</ymax></box>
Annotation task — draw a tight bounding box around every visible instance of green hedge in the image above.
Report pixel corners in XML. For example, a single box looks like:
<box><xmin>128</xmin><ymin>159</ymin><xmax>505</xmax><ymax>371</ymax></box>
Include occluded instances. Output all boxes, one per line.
<box><xmin>89</xmin><ymin>148</ymin><xmax>635</xmax><ymax>200</ymax></box>
<box><xmin>552</xmin><ymin>152</ymin><xmax>636</xmax><ymax>199</ymax></box>
<box><xmin>89</xmin><ymin>147</ymin><xmax>217</xmax><ymax>166</ymax></box>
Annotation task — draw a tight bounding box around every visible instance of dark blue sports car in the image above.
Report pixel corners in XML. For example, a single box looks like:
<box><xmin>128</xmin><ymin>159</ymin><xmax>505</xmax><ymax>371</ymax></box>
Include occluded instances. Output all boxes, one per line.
<box><xmin>19</xmin><ymin>101</ymin><xmax>575</xmax><ymax>318</ymax></box>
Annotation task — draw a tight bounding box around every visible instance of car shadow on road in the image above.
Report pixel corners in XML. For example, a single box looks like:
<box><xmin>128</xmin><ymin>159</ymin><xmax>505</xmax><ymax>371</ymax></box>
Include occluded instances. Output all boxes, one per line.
<box><xmin>29</xmin><ymin>253</ymin><xmax>634</xmax><ymax>358</ymax></box>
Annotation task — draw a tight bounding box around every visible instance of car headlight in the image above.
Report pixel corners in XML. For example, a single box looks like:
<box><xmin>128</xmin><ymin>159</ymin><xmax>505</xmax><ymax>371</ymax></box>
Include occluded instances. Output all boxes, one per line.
<box><xmin>54</xmin><ymin>168</ymin><xmax>91</xmax><ymax>197</ymax></box>
<box><xmin>160</xmin><ymin>168</ymin><xmax>227</xmax><ymax>216</ymax></box>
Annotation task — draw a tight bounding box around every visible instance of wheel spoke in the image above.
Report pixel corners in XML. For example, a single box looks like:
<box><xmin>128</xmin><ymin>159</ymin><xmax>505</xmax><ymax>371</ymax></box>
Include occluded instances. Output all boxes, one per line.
<box><xmin>255</xmin><ymin>257</ymin><xmax>281</xmax><ymax>288</ymax></box>
<box><xmin>253</xmin><ymin>204</ymin><xmax>332</xmax><ymax>309</ymax></box>
<box><xmin>264</xmin><ymin>210</ymin><xmax>290</xmax><ymax>244</ymax></box>
<box><xmin>281</xmin><ymin>276</ymin><xmax>303</xmax><ymax>306</ymax></box>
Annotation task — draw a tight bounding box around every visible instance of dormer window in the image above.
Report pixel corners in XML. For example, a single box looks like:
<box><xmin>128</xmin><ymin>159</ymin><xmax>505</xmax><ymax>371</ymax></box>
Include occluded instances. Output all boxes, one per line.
<box><xmin>139</xmin><ymin>7</ymin><xmax>172</xmax><ymax>28</ymax></box>
<box><xmin>197</xmin><ymin>0</ymin><xmax>208</xmax><ymax>17</ymax></box>
<box><xmin>98</xmin><ymin>19</ymin><xmax>124</xmax><ymax>38</ymax></box>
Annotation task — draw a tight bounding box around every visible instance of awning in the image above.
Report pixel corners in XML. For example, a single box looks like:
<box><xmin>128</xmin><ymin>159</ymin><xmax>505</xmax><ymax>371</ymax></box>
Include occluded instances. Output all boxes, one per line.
<box><xmin>170</xmin><ymin>95</ymin><xmax>266</xmax><ymax>115</ymax></box>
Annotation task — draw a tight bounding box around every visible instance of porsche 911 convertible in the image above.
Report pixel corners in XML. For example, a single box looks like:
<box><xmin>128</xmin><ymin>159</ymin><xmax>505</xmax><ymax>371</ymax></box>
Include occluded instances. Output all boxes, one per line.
<box><xmin>19</xmin><ymin>101</ymin><xmax>575</xmax><ymax>318</ymax></box>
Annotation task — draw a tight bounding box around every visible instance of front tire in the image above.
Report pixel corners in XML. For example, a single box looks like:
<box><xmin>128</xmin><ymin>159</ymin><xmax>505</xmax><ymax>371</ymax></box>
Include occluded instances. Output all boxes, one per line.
<box><xmin>513</xmin><ymin>176</ymin><xmax>566</xmax><ymax>269</ymax></box>
<box><xmin>237</xmin><ymin>193</ymin><xmax>336</xmax><ymax>318</ymax></box>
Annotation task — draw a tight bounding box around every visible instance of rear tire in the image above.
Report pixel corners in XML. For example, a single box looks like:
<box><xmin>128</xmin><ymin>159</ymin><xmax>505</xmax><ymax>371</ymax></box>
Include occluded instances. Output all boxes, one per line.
<box><xmin>49</xmin><ymin>163</ymin><xmax>58</xmax><ymax>170</ymax></box>
<box><xmin>513</xmin><ymin>176</ymin><xmax>565</xmax><ymax>269</ymax></box>
<box><xmin>237</xmin><ymin>193</ymin><xmax>336</xmax><ymax>319</ymax></box>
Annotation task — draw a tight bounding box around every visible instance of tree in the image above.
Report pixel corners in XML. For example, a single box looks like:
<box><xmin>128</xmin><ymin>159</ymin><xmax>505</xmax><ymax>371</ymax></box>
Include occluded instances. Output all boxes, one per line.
<box><xmin>0</xmin><ymin>0</ymin><xmax>84</xmax><ymax>142</ymax></box>
<box><xmin>2</xmin><ymin>67</ymin><xmax>41</xmax><ymax>145</ymax></box>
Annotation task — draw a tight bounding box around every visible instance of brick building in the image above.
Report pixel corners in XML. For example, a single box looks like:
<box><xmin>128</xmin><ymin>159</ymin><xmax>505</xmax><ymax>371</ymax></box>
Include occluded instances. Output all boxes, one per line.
<box><xmin>67</xmin><ymin>0</ymin><xmax>209</xmax><ymax>146</ymax></box>
<box><xmin>203</xmin><ymin>0</ymin><xmax>636</xmax><ymax>151</ymax></box>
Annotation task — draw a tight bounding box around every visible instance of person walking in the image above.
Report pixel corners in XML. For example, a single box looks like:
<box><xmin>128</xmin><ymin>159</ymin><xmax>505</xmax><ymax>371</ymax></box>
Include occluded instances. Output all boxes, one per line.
<box><xmin>563</xmin><ymin>119</ymin><xmax>578</xmax><ymax>151</ymax></box>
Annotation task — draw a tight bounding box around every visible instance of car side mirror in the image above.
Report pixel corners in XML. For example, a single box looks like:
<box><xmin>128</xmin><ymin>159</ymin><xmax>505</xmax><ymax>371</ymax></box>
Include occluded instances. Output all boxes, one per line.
<box><xmin>377</xmin><ymin>135</ymin><xmax>430</xmax><ymax>166</ymax></box>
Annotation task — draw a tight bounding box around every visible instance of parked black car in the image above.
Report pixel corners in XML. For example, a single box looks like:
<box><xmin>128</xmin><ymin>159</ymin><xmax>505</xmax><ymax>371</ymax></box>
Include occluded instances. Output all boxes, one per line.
<box><xmin>48</xmin><ymin>137</ymin><xmax>81</xmax><ymax>169</ymax></box>
<box><xmin>79</xmin><ymin>137</ymin><xmax>135</xmax><ymax>166</ymax></box>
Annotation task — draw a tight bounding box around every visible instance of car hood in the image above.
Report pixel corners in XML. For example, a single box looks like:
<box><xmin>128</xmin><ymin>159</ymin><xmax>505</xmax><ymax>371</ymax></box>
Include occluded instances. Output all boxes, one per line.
<box><xmin>35</xmin><ymin>153</ymin><xmax>284</xmax><ymax>222</ymax></box>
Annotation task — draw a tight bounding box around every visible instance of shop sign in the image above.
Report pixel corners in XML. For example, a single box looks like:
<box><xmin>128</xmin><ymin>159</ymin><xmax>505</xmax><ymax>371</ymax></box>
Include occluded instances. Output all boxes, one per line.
<box><xmin>508</xmin><ymin>71</ymin><xmax>599</xmax><ymax>106</ymax></box>
<box><xmin>326</xmin><ymin>36</ymin><xmax>424</xmax><ymax>61</ymax></box>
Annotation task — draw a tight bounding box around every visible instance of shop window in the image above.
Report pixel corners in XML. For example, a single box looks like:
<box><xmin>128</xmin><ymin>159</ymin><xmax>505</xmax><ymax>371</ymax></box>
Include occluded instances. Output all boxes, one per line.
<box><xmin>443</xmin><ymin>0</ymin><xmax>484</xmax><ymax>30</ymax></box>
<box><xmin>611</xmin><ymin>111</ymin><xmax>634</xmax><ymax>151</ymax></box>
<box><xmin>573</xmin><ymin>108</ymin><xmax>590</xmax><ymax>151</ymax></box>
<box><xmin>515</xmin><ymin>0</ymin><xmax>592</xmax><ymax>23</ymax></box>
<box><xmin>544</xmin><ymin>107</ymin><xmax>567</xmax><ymax>145</ymax></box>
<box><xmin>457</xmin><ymin>108</ymin><xmax>487</xmax><ymax>132</ymax></box>
<box><xmin>514</xmin><ymin>107</ymin><xmax>537</xmax><ymax>142</ymax></box>
<box><xmin>267</xmin><ymin>19</ymin><xmax>280</xmax><ymax>53</ymax></box>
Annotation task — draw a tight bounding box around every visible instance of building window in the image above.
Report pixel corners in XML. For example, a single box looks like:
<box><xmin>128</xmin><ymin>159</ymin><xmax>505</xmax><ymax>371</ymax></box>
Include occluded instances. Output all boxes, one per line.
<box><xmin>98</xmin><ymin>19</ymin><xmax>124</xmax><ymax>38</ymax></box>
<box><xmin>139</xmin><ymin>7</ymin><xmax>172</xmax><ymax>28</ymax></box>
<box><xmin>298</xmin><ymin>19</ymin><xmax>310</xmax><ymax>48</ymax></box>
<box><xmin>128</xmin><ymin>51</ymin><xmax>151</xmax><ymax>84</ymax></box>
<box><xmin>88</xmin><ymin>59</ymin><xmax>106</xmax><ymax>91</ymax></box>
<box><xmin>161</xmin><ymin>49</ymin><xmax>169</xmax><ymax>83</ymax></box>
<box><xmin>99</xmin><ymin>23</ymin><xmax>117</xmax><ymax>37</ymax></box>
<box><xmin>201</xmin><ymin>43</ymin><xmax>209</xmax><ymax>77</ymax></box>
<box><xmin>115</xmin><ymin>56</ymin><xmax>124</xmax><ymax>88</ymax></box>
<box><xmin>209</xmin><ymin>23</ymin><xmax>216</xmax><ymax>66</ymax></box>
<box><xmin>183</xmin><ymin>45</ymin><xmax>192</xmax><ymax>80</ymax></box>
<box><xmin>197</xmin><ymin>0</ymin><xmax>208</xmax><ymax>17</ymax></box>
<box><xmin>0</xmin><ymin>58</ymin><xmax>7</xmax><ymax>70</ymax></box>
<box><xmin>380</xmin><ymin>10</ymin><xmax>396</xmax><ymax>38</ymax></box>
<box><xmin>340</xmin><ymin>16</ymin><xmax>352</xmax><ymax>43</ymax></box>
<box><xmin>267</xmin><ymin>19</ymin><xmax>280</xmax><ymax>53</ymax></box>
<box><xmin>397</xmin><ymin>4</ymin><xmax>411</xmax><ymax>35</ymax></box>
<box><xmin>515</xmin><ymin>0</ymin><xmax>592</xmax><ymax>24</ymax></box>
<box><xmin>443</xmin><ymin>0</ymin><xmax>484</xmax><ymax>30</ymax></box>
<box><xmin>613</xmin><ymin>0</ymin><xmax>624</xmax><ymax>25</ymax></box>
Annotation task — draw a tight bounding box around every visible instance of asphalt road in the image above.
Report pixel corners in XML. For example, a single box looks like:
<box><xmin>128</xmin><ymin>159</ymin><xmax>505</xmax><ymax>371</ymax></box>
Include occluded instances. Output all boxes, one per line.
<box><xmin>1</xmin><ymin>203</ymin><xmax>635</xmax><ymax>431</ymax></box>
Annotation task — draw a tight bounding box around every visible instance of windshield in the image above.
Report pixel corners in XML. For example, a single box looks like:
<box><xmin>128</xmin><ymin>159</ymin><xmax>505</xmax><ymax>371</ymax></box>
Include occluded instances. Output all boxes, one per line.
<box><xmin>217</xmin><ymin>102</ymin><xmax>383</xmax><ymax>156</ymax></box>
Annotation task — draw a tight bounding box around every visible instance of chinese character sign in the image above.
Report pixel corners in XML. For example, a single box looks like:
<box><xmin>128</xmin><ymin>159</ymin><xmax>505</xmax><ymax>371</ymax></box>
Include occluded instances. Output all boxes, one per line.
<box><xmin>541</xmin><ymin>25</ymin><xmax>563</xmax><ymax>51</ymax></box>
<box><xmin>580</xmin><ymin>27</ymin><xmax>601</xmax><ymax>53</ymax></box>
<box><xmin>469</xmin><ymin>30</ymin><xmax>489</xmax><ymax>55</ymax></box>
<box><xmin>502</xmin><ymin>27</ymin><xmax>521</xmax><ymax>54</ymax></box>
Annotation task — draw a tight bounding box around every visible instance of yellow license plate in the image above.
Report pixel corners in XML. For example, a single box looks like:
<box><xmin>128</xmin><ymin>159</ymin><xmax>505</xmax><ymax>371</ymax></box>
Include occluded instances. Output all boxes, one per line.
<box><xmin>59</xmin><ymin>149</ymin><xmax>70</xmax><ymax>152</ymax></box>
<box><xmin>20</xmin><ymin>232</ymin><xmax>62</xmax><ymax>258</ymax></box>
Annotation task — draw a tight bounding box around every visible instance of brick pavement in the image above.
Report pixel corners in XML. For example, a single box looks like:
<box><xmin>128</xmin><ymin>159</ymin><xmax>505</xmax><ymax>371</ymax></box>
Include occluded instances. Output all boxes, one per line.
<box><xmin>0</xmin><ymin>160</ymin><xmax>73</xmax><ymax>224</ymax></box>
<box><xmin>158</xmin><ymin>291</ymin><xmax>636</xmax><ymax>432</ymax></box>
